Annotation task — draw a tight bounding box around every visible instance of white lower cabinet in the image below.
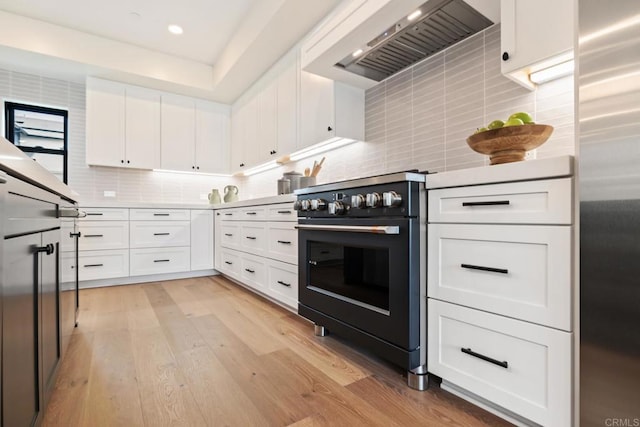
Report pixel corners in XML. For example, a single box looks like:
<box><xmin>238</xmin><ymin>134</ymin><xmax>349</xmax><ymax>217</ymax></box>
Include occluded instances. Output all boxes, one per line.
<box><xmin>129</xmin><ymin>221</ymin><xmax>191</xmax><ymax>248</ymax></box>
<box><xmin>68</xmin><ymin>249</ymin><xmax>130</xmax><ymax>281</ymax></box>
<box><xmin>215</xmin><ymin>201</ymin><xmax>297</xmax><ymax>309</ymax></box>
<box><xmin>190</xmin><ymin>210</ymin><xmax>214</xmax><ymax>271</ymax></box>
<box><xmin>130</xmin><ymin>247</ymin><xmax>190</xmax><ymax>276</ymax></box>
<box><xmin>428</xmin><ymin>300</ymin><xmax>571</xmax><ymax>427</ymax></box>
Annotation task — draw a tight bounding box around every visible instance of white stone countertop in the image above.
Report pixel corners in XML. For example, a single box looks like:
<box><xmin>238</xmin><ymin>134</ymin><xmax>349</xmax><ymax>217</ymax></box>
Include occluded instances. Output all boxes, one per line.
<box><xmin>212</xmin><ymin>194</ymin><xmax>296</xmax><ymax>209</ymax></box>
<box><xmin>79</xmin><ymin>194</ymin><xmax>296</xmax><ymax>210</ymax></box>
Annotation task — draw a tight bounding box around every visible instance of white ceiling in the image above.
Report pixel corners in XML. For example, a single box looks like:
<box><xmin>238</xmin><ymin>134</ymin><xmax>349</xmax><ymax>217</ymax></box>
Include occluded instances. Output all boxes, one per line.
<box><xmin>0</xmin><ymin>0</ymin><xmax>255</xmax><ymax>65</ymax></box>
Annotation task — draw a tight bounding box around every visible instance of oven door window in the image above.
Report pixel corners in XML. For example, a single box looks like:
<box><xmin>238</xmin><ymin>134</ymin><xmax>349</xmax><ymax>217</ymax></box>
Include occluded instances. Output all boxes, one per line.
<box><xmin>308</xmin><ymin>242</ymin><xmax>390</xmax><ymax>312</ymax></box>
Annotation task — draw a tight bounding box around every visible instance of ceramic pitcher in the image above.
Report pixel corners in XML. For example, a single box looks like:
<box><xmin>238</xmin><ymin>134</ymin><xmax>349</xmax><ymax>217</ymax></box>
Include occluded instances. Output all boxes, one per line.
<box><xmin>223</xmin><ymin>185</ymin><xmax>239</xmax><ymax>203</ymax></box>
<box><xmin>208</xmin><ymin>189</ymin><xmax>221</xmax><ymax>204</ymax></box>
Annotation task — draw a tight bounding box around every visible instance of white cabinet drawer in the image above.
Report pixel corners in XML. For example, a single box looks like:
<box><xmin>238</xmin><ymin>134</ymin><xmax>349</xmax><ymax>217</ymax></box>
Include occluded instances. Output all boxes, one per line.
<box><xmin>428</xmin><ymin>300</ymin><xmax>571</xmax><ymax>427</ymax></box>
<box><xmin>80</xmin><ymin>207</ymin><xmax>129</xmax><ymax>221</ymax></box>
<box><xmin>77</xmin><ymin>249</ymin><xmax>130</xmax><ymax>281</ymax></box>
<box><xmin>240</xmin><ymin>222</ymin><xmax>267</xmax><ymax>256</ymax></box>
<box><xmin>78</xmin><ymin>221</ymin><xmax>129</xmax><ymax>250</ymax></box>
<box><xmin>428</xmin><ymin>178</ymin><xmax>572</xmax><ymax>224</ymax></box>
<box><xmin>129</xmin><ymin>208</ymin><xmax>190</xmax><ymax>221</ymax></box>
<box><xmin>220</xmin><ymin>223</ymin><xmax>241</xmax><ymax>250</ymax></box>
<box><xmin>219</xmin><ymin>250</ymin><xmax>241</xmax><ymax>277</ymax></box>
<box><xmin>217</xmin><ymin>208</ymin><xmax>241</xmax><ymax>221</ymax></box>
<box><xmin>129</xmin><ymin>221</ymin><xmax>190</xmax><ymax>248</ymax></box>
<box><xmin>267</xmin><ymin>259</ymin><xmax>298</xmax><ymax>309</ymax></box>
<box><xmin>266</xmin><ymin>203</ymin><xmax>296</xmax><ymax>221</ymax></box>
<box><xmin>130</xmin><ymin>247</ymin><xmax>190</xmax><ymax>276</ymax></box>
<box><xmin>240</xmin><ymin>207</ymin><xmax>267</xmax><ymax>220</ymax></box>
<box><xmin>267</xmin><ymin>223</ymin><xmax>297</xmax><ymax>264</ymax></box>
<box><xmin>428</xmin><ymin>223</ymin><xmax>572</xmax><ymax>330</ymax></box>
<box><xmin>240</xmin><ymin>253</ymin><xmax>267</xmax><ymax>290</ymax></box>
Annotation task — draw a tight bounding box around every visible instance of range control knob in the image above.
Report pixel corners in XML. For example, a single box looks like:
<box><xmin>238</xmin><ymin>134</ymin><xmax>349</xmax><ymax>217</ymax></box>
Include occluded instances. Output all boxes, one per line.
<box><xmin>300</xmin><ymin>199</ymin><xmax>311</xmax><ymax>211</ymax></box>
<box><xmin>310</xmin><ymin>199</ymin><xmax>327</xmax><ymax>211</ymax></box>
<box><xmin>351</xmin><ymin>194</ymin><xmax>365</xmax><ymax>209</ymax></box>
<box><xmin>293</xmin><ymin>200</ymin><xmax>302</xmax><ymax>211</ymax></box>
<box><xmin>328</xmin><ymin>201</ymin><xmax>346</xmax><ymax>215</ymax></box>
<box><xmin>366</xmin><ymin>192</ymin><xmax>382</xmax><ymax>208</ymax></box>
<box><xmin>383</xmin><ymin>191</ymin><xmax>403</xmax><ymax>207</ymax></box>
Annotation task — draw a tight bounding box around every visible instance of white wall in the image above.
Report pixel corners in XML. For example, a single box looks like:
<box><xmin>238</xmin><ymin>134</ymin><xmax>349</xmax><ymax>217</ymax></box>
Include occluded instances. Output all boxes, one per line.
<box><xmin>0</xmin><ymin>68</ymin><xmax>239</xmax><ymax>205</ymax></box>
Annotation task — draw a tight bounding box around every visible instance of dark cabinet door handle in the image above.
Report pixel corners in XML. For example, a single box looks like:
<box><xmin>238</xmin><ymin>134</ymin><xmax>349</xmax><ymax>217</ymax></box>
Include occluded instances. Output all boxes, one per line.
<box><xmin>461</xmin><ymin>263</ymin><xmax>508</xmax><ymax>275</ymax></box>
<box><xmin>462</xmin><ymin>200</ymin><xmax>510</xmax><ymax>207</ymax></box>
<box><xmin>277</xmin><ymin>280</ymin><xmax>291</xmax><ymax>287</ymax></box>
<box><xmin>84</xmin><ymin>234</ymin><xmax>104</xmax><ymax>238</ymax></box>
<box><xmin>277</xmin><ymin>240</ymin><xmax>292</xmax><ymax>245</ymax></box>
<box><xmin>246</xmin><ymin>212</ymin><xmax>257</xmax><ymax>215</ymax></box>
<box><xmin>70</xmin><ymin>232</ymin><xmax>81</xmax><ymax>238</ymax></box>
<box><xmin>225</xmin><ymin>213</ymin><xmax>233</xmax><ymax>216</ymax></box>
<box><xmin>461</xmin><ymin>348</ymin><xmax>508</xmax><ymax>369</ymax></box>
<box><xmin>154</xmin><ymin>233</ymin><xmax>170</xmax><ymax>236</ymax></box>
<box><xmin>83</xmin><ymin>263</ymin><xmax>104</xmax><ymax>268</ymax></box>
<box><xmin>245</xmin><ymin>268</ymin><xmax>255</xmax><ymax>273</ymax></box>
<box><xmin>154</xmin><ymin>213</ymin><xmax>170</xmax><ymax>216</ymax></box>
<box><xmin>246</xmin><ymin>236</ymin><xmax>257</xmax><ymax>240</ymax></box>
<box><xmin>277</xmin><ymin>210</ymin><xmax>291</xmax><ymax>214</ymax></box>
<box><xmin>327</xmin><ymin>126</ymin><xmax>333</xmax><ymax>131</ymax></box>
<box><xmin>154</xmin><ymin>259</ymin><xmax>170</xmax><ymax>263</ymax></box>
<box><xmin>86</xmin><ymin>212</ymin><xmax>103</xmax><ymax>216</ymax></box>
<box><xmin>224</xmin><ymin>233</ymin><xmax>233</xmax><ymax>237</ymax></box>
<box><xmin>502</xmin><ymin>51</ymin><xmax>509</xmax><ymax>61</ymax></box>
<box><xmin>225</xmin><ymin>261</ymin><xmax>233</xmax><ymax>265</ymax></box>
<box><xmin>35</xmin><ymin>244</ymin><xmax>55</xmax><ymax>255</ymax></box>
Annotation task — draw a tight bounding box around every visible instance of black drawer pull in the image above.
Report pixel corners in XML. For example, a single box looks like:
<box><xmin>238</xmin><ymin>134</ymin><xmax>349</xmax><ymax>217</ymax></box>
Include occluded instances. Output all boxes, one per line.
<box><xmin>84</xmin><ymin>263</ymin><xmax>103</xmax><ymax>268</ymax></box>
<box><xmin>84</xmin><ymin>234</ymin><xmax>104</xmax><ymax>238</ymax></box>
<box><xmin>277</xmin><ymin>280</ymin><xmax>291</xmax><ymax>287</ymax></box>
<box><xmin>225</xmin><ymin>213</ymin><xmax>233</xmax><ymax>216</ymax></box>
<box><xmin>70</xmin><ymin>232</ymin><xmax>81</xmax><ymax>238</ymax></box>
<box><xmin>246</xmin><ymin>236</ymin><xmax>257</xmax><ymax>240</ymax></box>
<box><xmin>154</xmin><ymin>233</ymin><xmax>170</xmax><ymax>236</ymax></box>
<box><xmin>461</xmin><ymin>348</ymin><xmax>508</xmax><ymax>369</ymax></box>
<box><xmin>246</xmin><ymin>212</ymin><xmax>257</xmax><ymax>215</ymax></box>
<box><xmin>462</xmin><ymin>200</ymin><xmax>510</xmax><ymax>207</ymax></box>
<box><xmin>277</xmin><ymin>210</ymin><xmax>292</xmax><ymax>214</ymax></box>
<box><xmin>86</xmin><ymin>212</ymin><xmax>103</xmax><ymax>216</ymax></box>
<box><xmin>154</xmin><ymin>259</ymin><xmax>170</xmax><ymax>263</ymax></box>
<box><xmin>461</xmin><ymin>263</ymin><xmax>508</xmax><ymax>275</ymax></box>
<box><xmin>277</xmin><ymin>240</ymin><xmax>292</xmax><ymax>245</ymax></box>
<box><xmin>35</xmin><ymin>244</ymin><xmax>55</xmax><ymax>255</ymax></box>
<box><xmin>153</xmin><ymin>213</ymin><xmax>170</xmax><ymax>216</ymax></box>
<box><xmin>224</xmin><ymin>233</ymin><xmax>233</xmax><ymax>237</ymax></box>
<box><xmin>225</xmin><ymin>261</ymin><xmax>233</xmax><ymax>265</ymax></box>
<box><xmin>245</xmin><ymin>268</ymin><xmax>255</xmax><ymax>273</ymax></box>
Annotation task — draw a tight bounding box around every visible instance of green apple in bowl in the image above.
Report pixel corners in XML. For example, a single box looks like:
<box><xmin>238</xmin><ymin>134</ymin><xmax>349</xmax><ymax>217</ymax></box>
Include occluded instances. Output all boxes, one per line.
<box><xmin>504</xmin><ymin>117</ymin><xmax>525</xmax><ymax>127</ymax></box>
<box><xmin>487</xmin><ymin>120</ymin><xmax>505</xmax><ymax>130</ymax></box>
<box><xmin>508</xmin><ymin>112</ymin><xmax>534</xmax><ymax>124</ymax></box>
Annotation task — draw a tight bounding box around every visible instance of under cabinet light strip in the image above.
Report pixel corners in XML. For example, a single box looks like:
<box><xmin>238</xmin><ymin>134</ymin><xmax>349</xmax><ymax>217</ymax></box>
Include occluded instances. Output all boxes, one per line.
<box><xmin>241</xmin><ymin>160</ymin><xmax>280</xmax><ymax>176</ymax></box>
<box><xmin>153</xmin><ymin>169</ymin><xmax>232</xmax><ymax>177</ymax></box>
<box><xmin>529</xmin><ymin>60</ymin><xmax>574</xmax><ymax>84</ymax></box>
<box><xmin>288</xmin><ymin>137</ymin><xmax>357</xmax><ymax>161</ymax></box>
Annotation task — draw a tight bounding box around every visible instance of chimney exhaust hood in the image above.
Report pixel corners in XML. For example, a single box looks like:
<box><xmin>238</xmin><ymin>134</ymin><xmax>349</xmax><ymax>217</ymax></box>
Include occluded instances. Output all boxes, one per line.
<box><xmin>301</xmin><ymin>0</ymin><xmax>500</xmax><ymax>89</ymax></box>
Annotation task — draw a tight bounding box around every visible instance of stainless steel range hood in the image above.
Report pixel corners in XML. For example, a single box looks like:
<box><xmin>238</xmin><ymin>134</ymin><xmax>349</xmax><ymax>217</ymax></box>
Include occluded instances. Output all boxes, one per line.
<box><xmin>335</xmin><ymin>0</ymin><xmax>493</xmax><ymax>81</ymax></box>
<box><xmin>301</xmin><ymin>0</ymin><xmax>499</xmax><ymax>89</ymax></box>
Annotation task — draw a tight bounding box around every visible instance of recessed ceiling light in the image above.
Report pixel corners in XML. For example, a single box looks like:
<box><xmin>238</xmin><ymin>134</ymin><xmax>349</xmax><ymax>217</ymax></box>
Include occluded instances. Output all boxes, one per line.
<box><xmin>407</xmin><ymin>10</ymin><xmax>422</xmax><ymax>21</ymax></box>
<box><xmin>168</xmin><ymin>24</ymin><xmax>183</xmax><ymax>35</ymax></box>
<box><xmin>352</xmin><ymin>49</ymin><xmax>364</xmax><ymax>57</ymax></box>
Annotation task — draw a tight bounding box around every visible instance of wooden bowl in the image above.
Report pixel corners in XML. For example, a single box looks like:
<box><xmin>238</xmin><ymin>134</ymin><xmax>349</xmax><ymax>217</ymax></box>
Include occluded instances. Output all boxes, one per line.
<box><xmin>466</xmin><ymin>124</ymin><xmax>554</xmax><ymax>165</ymax></box>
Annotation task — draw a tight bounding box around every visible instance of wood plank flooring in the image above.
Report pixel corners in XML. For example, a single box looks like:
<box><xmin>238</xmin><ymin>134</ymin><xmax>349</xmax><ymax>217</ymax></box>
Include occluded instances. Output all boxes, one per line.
<box><xmin>43</xmin><ymin>276</ymin><xmax>512</xmax><ymax>426</ymax></box>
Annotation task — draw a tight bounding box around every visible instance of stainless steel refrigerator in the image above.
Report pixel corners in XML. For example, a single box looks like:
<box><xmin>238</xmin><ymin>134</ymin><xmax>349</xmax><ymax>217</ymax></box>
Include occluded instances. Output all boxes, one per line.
<box><xmin>579</xmin><ymin>0</ymin><xmax>640</xmax><ymax>425</ymax></box>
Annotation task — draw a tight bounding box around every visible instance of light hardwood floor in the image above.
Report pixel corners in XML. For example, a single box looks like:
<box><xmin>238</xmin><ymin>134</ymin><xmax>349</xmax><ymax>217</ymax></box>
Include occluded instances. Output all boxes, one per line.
<box><xmin>43</xmin><ymin>276</ymin><xmax>512</xmax><ymax>426</ymax></box>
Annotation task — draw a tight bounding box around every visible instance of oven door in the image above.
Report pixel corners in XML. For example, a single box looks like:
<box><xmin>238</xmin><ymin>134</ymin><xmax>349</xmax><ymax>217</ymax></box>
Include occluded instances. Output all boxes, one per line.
<box><xmin>297</xmin><ymin>217</ymin><xmax>421</xmax><ymax>351</ymax></box>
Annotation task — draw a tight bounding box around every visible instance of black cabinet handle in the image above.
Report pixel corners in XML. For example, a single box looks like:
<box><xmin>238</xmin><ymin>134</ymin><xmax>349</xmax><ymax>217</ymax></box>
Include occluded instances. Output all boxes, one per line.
<box><xmin>86</xmin><ymin>212</ymin><xmax>103</xmax><ymax>216</ymax></box>
<box><xmin>224</xmin><ymin>233</ymin><xmax>233</xmax><ymax>237</ymax></box>
<box><xmin>154</xmin><ymin>233</ymin><xmax>170</xmax><ymax>236</ymax></box>
<box><xmin>461</xmin><ymin>263</ymin><xmax>508</xmax><ymax>275</ymax></box>
<box><xmin>461</xmin><ymin>348</ymin><xmax>508</xmax><ymax>369</ymax></box>
<box><xmin>121</xmin><ymin>160</ymin><xmax>124</xmax><ymax>164</ymax></box>
<box><xmin>327</xmin><ymin>126</ymin><xmax>333</xmax><ymax>131</ymax></box>
<box><xmin>245</xmin><ymin>268</ymin><xmax>255</xmax><ymax>273</ymax></box>
<box><xmin>277</xmin><ymin>240</ymin><xmax>292</xmax><ymax>245</ymax></box>
<box><xmin>462</xmin><ymin>200</ymin><xmax>510</xmax><ymax>207</ymax></box>
<box><xmin>154</xmin><ymin>259</ymin><xmax>170</xmax><ymax>263</ymax></box>
<box><xmin>154</xmin><ymin>213</ymin><xmax>170</xmax><ymax>216</ymax></box>
<box><xmin>127</xmin><ymin>160</ymin><xmax>130</xmax><ymax>164</ymax></box>
<box><xmin>84</xmin><ymin>263</ymin><xmax>104</xmax><ymax>268</ymax></box>
<box><xmin>70</xmin><ymin>232</ymin><xmax>81</xmax><ymax>238</ymax></box>
<box><xmin>277</xmin><ymin>280</ymin><xmax>291</xmax><ymax>287</ymax></box>
<box><xmin>225</xmin><ymin>213</ymin><xmax>233</xmax><ymax>216</ymax></box>
<box><xmin>277</xmin><ymin>210</ymin><xmax>291</xmax><ymax>214</ymax></box>
<box><xmin>84</xmin><ymin>234</ymin><xmax>104</xmax><ymax>238</ymax></box>
<box><xmin>502</xmin><ymin>51</ymin><xmax>509</xmax><ymax>61</ymax></box>
<box><xmin>246</xmin><ymin>212</ymin><xmax>257</xmax><ymax>215</ymax></box>
<box><xmin>225</xmin><ymin>261</ymin><xmax>233</xmax><ymax>265</ymax></box>
<box><xmin>240</xmin><ymin>163</ymin><xmax>245</xmax><ymax>167</ymax></box>
<box><xmin>35</xmin><ymin>244</ymin><xmax>55</xmax><ymax>255</ymax></box>
<box><xmin>246</xmin><ymin>236</ymin><xmax>257</xmax><ymax>240</ymax></box>
<box><xmin>196</xmin><ymin>166</ymin><xmax>200</xmax><ymax>170</ymax></box>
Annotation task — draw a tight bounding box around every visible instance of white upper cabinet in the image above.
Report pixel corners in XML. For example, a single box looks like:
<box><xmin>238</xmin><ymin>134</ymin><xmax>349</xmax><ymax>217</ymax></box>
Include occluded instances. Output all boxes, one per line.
<box><xmin>299</xmin><ymin>71</ymin><xmax>364</xmax><ymax>149</ymax></box>
<box><xmin>86</xmin><ymin>77</ymin><xmax>125</xmax><ymax>168</ymax></box>
<box><xmin>87</xmin><ymin>77</ymin><xmax>161</xmax><ymax>170</ymax></box>
<box><xmin>161</xmin><ymin>94</ymin><xmax>196</xmax><ymax>171</ymax></box>
<box><xmin>195</xmin><ymin>100</ymin><xmax>230</xmax><ymax>174</ymax></box>
<box><xmin>500</xmin><ymin>0</ymin><xmax>574</xmax><ymax>89</ymax></box>
<box><xmin>257</xmin><ymin>80</ymin><xmax>278</xmax><ymax>163</ymax></box>
<box><xmin>160</xmin><ymin>95</ymin><xmax>230</xmax><ymax>173</ymax></box>
<box><xmin>276</xmin><ymin>50</ymin><xmax>299</xmax><ymax>157</ymax></box>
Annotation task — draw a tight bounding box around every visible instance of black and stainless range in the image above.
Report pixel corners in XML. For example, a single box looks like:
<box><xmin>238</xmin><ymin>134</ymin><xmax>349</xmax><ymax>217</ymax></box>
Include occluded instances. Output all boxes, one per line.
<box><xmin>294</xmin><ymin>171</ymin><xmax>427</xmax><ymax>390</ymax></box>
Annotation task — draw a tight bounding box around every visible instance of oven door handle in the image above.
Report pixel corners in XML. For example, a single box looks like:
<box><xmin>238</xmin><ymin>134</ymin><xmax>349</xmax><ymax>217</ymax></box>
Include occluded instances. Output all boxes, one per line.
<box><xmin>295</xmin><ymin>224</ymin><xmax>400</xmax><ymax>235</ymax></box>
